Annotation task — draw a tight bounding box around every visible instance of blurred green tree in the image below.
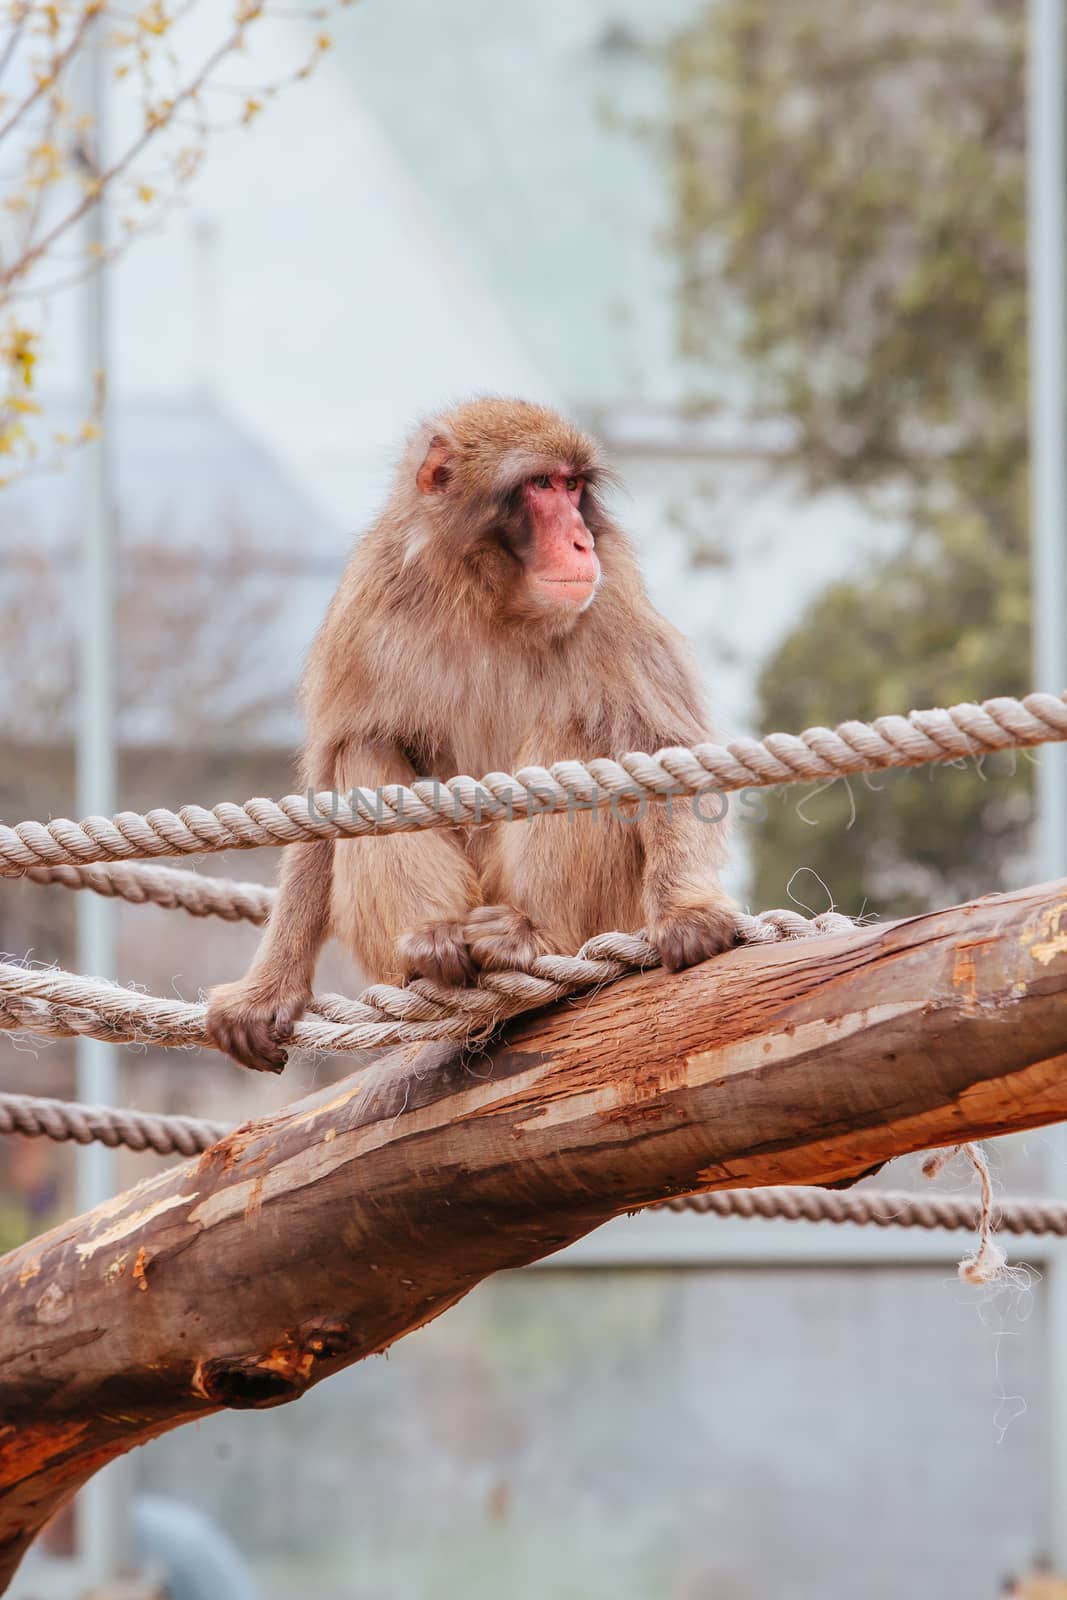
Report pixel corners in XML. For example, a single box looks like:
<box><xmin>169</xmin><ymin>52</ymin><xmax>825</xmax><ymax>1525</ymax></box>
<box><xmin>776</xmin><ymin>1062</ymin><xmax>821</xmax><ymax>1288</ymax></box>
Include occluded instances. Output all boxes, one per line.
<box><xmin>666</xmin><ymin>0</ymin><xmax>1033</xmax><ymax>915</ymax></box>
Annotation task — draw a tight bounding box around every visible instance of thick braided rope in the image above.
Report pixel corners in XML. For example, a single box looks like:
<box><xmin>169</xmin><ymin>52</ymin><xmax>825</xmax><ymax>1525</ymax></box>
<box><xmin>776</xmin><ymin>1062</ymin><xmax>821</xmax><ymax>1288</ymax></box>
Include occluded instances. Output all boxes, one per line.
<box><xmin>0</xmin><ymin>909</ymin><xmax>855</xmax><ymax>1062</ymax></box>
<box><xmin>1</xmin><ymin>1088</ymin><xmax>1058</xmax><ymax>1244</ymax></box>
<box><xmin>0</xmin><ymin>1090</ymin><xmax>227</xmax><ymax>1157</ymax></box>
<box><xmin>24</xmin><ymin>861</ymin><xmax>273</xmax><ymax>924</ymax></box>
<box><xmin>2</xmin><ymin>691</ymin><xmax>1064</xmax><ymax>878</ymax></box>
<box><xmin>660</xmin><ymin>1186</ymin><xmax>1067</xmax><ymax>1238</ymax></box>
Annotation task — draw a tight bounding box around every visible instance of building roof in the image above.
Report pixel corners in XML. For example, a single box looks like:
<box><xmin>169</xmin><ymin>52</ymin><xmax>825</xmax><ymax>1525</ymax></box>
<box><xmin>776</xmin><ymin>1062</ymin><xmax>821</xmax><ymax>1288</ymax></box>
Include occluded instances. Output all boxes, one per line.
<box><xmin>0</xmin><ymin>396</ymin><xmax>342</xmax><ymax>561</ymax></box>
<box><xmin>0</xmin><ymin>397</ymin><xmax>346</xmax><ymax>745</ymax></box>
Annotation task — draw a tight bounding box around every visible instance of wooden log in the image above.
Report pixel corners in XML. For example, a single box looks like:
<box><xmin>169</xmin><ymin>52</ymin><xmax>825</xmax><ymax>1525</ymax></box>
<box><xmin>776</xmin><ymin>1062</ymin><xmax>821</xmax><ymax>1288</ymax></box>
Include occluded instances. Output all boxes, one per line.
<box><xmin>2</xmin><ymin>878</ymin><xmax>1066</xmax><ymax>1586</ymax></box>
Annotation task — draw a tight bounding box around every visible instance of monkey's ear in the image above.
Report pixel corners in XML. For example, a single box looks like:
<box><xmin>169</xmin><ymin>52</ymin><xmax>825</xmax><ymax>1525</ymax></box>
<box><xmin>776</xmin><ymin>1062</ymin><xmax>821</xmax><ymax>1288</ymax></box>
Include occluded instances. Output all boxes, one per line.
<box><xmin>416</xmin><ymin>434</ymin><xmax>454</xmax><ymax>495</ymax></box>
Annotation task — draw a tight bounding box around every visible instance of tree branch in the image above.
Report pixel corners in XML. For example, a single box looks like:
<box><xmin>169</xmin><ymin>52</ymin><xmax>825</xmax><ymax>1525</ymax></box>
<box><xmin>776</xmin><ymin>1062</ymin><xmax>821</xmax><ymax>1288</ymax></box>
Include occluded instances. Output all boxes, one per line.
<box><xmin>2</xmin><ymin>878</ymin><xmax>1066</xmax><ymax>1586</ymax></box>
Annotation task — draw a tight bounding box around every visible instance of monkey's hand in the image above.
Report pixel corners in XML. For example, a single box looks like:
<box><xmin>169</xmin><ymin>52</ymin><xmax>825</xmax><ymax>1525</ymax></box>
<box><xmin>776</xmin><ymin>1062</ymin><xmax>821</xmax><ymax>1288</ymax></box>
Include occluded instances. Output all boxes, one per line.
<box><xmin>463</xmin><ymin>904</ymin><xmax>550</xmax><ymax>972</ymax></box>
<box><xmin>205</xmin><ymin>975</ymin><xmax>311</xmax><ymax>1074</ymax></box>
<box><xmin>398</xmin><ymin>920</ymin><xmax>478</xmax><ymax>988</ymax></box>
<box><xmin>648</xmin><ymin>886</ymin><xmax>741</xmax><ymax>973</ymax></box>
<box><xmin>399</xmin><ymin>906</ymin><xmax>550</xmax><ymax>987</ymax></box>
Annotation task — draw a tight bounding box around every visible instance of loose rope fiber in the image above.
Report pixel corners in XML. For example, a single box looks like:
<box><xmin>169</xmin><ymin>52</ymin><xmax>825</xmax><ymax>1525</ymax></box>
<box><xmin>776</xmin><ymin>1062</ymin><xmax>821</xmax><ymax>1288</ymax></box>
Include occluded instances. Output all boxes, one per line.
<box><xmin>921</xmin><ymin>1143</ymin><xmax>1005</xmax><ymax>1284</ymax></box>
<box><xmin>2</xmin><ymin>1087</ymin><xmax>1059</xmax><ymax>1244</ymax></box>
<box><xmin>0</xmin><ymin>909</ymin><xmax>855</xmax><ymax>1061</ymax></box>
<box><xmin>2</xmin><ymin>691</ymin><xmax>1064</xmax><ymax>877</ymax></box>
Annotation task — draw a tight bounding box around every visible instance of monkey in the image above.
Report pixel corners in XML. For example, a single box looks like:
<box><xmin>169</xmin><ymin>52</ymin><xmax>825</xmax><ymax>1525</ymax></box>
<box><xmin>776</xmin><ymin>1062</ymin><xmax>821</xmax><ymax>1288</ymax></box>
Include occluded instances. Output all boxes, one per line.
<box><xmin>207</xmin><ymin>398</ymin><xmax>739</xmax><ymax>1073</ymax></box>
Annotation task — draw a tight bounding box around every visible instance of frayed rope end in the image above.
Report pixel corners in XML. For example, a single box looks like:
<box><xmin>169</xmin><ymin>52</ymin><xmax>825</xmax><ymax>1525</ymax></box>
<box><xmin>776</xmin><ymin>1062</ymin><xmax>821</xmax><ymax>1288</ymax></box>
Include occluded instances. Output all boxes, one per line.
<box><xmin>922</xmin><ymin>1141</ymin><xmax>1007</xmax><ymax>1286</ymax></box>
<box><xmin>957</xmin><ymin>1236</ymin><xmax>1008</xmax><ymax>1286</ymax></box>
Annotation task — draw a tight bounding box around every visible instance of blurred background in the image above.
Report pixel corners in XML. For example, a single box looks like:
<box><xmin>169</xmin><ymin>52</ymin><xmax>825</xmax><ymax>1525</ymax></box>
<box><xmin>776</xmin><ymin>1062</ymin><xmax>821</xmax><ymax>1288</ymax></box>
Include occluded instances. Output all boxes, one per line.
<box><xmin>1</xmin><ymin>0</ymin><xmax>1065</xmax><ymax>1595</ymax></box>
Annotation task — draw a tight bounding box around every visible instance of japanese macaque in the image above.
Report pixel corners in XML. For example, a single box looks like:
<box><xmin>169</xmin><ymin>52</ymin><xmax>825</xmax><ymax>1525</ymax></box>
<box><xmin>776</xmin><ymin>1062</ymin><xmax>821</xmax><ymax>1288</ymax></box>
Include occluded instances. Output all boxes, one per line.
<box><xmin>207</xmin><ymin>398</ymin><xmax>739</xmax><ymax>1072</ymax></box>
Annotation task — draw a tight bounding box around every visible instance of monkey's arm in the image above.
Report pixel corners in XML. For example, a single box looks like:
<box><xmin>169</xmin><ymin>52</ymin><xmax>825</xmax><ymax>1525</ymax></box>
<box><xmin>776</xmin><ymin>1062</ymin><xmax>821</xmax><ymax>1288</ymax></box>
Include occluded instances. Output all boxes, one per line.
<box><xmin>640</xmin><ymin>791</ymin><xmax>739</xmax><ymax>970</ymax></box>
<box><xmin>206</xmin><ymin>740</ymin><xmax>341</xmax><ymax>1072</ymax></box>
<box><xmin>329</xmin><ymin>742</ymin><xmax>484</xmax><ymax>988</ymax></box>
<box><xmin>208</xmin><ymin>739</ymin><xmax>484</xmax><ymax>1070</ymax></box>
<box><xmin>206</xmin><ymin>839</ymin><xmax>335</xmax><ymax>1071</ymax></box>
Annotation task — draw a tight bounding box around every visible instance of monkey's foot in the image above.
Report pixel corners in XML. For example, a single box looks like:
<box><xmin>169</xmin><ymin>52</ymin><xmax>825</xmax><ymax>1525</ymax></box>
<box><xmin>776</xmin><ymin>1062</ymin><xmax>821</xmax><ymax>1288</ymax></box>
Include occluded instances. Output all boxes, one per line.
<box><xmin>205</xmin><ymin>978</ymin><xmax>310</xmax><ymax>1074</ymax></box>
<box><xmin>398</xmin><ymin>920</ymin><xmax>477</xmax><ymax>988</ymax></box>
<box><xmin>648</xmin><ymin>896</ymin><xmax>741</xmax><ymax>973</ymax></box>
<box><xmin>463</xmin><ymin>905</ymin><xmax>550</xmax><ymax>972</ymax></box>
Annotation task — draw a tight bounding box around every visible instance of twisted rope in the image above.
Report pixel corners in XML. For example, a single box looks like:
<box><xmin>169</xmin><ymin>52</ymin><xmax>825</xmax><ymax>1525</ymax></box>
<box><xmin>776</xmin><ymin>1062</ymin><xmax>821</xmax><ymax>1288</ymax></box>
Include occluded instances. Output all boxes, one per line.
<box><xmin>2</xmin><ymin>691</ymin><xmax>1064</xmax><ymax>878</ymax></box>
<box><xmin>0</xmin><ymin>1090</ymin><xmax>227</xmax><ymax>1157</ymax></box>
<box><xmin>25</xmin><ymin>861</ymin><xmax>273</xmax><ymax>924</ymax></box>
<box><xmin>0</xmin><ymin>909</ymin><xmax>855</xmax><ymax>1063</ymax></box>
<box><xmin>2</xmin><ymin>1088</ymin><xmax>1060</xmax><ymax>1245</ymax></box>
<box><xmin>5</xmin><ymin>690</ymin><xmax>1060</xmax><ymax>1277</ymax></box>
<box><xmin>661</xmin><ymin>1186</ymin><xmax>1067</xmax><ymax>1238</ymax></box>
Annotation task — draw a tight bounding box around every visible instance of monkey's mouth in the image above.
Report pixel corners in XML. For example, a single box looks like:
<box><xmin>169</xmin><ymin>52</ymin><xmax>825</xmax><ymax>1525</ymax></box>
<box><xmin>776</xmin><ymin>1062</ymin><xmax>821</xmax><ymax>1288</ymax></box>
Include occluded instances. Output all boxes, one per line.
<box><xmin>533</xmin><ymin>574</ymin><xmax>599</xmax><ymax>607</ymax></box>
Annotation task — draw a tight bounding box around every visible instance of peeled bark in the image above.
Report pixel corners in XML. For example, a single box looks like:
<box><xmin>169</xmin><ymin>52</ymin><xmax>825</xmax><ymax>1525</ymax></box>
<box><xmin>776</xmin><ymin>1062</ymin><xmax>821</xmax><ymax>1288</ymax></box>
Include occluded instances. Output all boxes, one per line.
<box><xmin>2</xmin><ymin>878</ymin><xmax>1066</xmax><ymax>1587</ymax></box>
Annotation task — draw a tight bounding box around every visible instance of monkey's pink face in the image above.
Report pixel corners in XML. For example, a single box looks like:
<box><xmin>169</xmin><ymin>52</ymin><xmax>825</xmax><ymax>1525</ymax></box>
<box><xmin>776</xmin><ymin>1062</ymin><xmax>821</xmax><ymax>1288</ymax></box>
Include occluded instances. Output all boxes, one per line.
<box><xmin>414</xmin><ymin>431</ymin><xmax>603</xmax><ymax>627</ymax></box>
<box><xmin>521</xmin><ymin>472</ymin><xmax>600</xmax><ymax>612</ymax></box>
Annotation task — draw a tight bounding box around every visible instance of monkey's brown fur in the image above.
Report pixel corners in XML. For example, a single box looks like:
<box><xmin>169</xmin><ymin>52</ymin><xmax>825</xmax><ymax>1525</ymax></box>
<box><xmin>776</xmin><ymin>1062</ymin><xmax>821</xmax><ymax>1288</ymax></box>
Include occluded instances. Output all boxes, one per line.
<box><xmin>208</xmin><ymin>398</ymin><xmax>737</xmax><ymax>1072</ymax></box>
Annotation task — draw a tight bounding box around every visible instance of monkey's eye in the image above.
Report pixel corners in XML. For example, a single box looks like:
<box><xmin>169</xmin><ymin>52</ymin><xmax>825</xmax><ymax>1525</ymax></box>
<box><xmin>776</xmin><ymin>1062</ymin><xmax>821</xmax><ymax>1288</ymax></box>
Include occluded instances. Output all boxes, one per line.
<box><xmin>565</xmin><ymin>476</ymin><xmax>581</xmax><ymax>493</ymax></box>
<box><xmin>531</xmin><ymin>473</ymin><xmax>552</xmax><ymax>490</ymax></box>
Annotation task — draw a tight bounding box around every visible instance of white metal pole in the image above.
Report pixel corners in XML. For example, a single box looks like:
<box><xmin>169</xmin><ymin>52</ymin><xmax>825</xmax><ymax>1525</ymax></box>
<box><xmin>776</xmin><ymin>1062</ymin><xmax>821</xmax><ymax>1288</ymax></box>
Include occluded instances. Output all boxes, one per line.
<box><xmin>73</xmin><ymin>13</ymin><xmax>133</xmax><ymax>1587</ymax></box>
<box><xmin>75</xmin><ymin>85</ymin><xmax>117</xmax><ymax>1221</ymax></box>
<box><xmin>1029</xmin><ymin>0</ymin><xmax>1067</xmax><ymax>884</ymax></box>
<box><xmin>1027</xmin><ymin>0</ymin><xmax>1067</xmax><ymax>1575</ymax></box>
